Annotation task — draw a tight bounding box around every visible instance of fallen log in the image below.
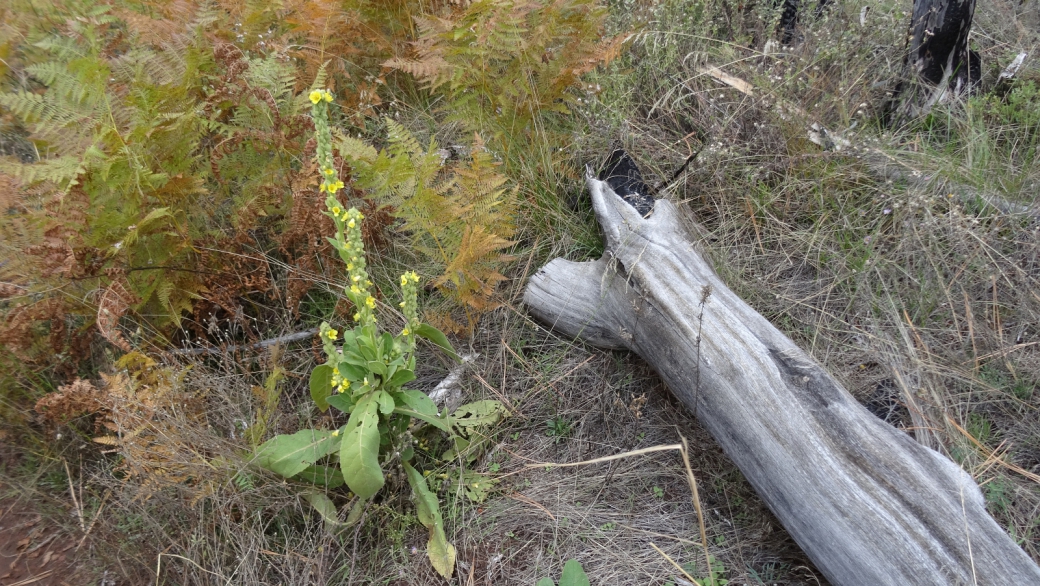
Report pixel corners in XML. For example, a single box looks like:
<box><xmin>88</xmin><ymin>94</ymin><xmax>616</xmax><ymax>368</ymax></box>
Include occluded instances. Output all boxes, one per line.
<box><xmin>523</xmin><ymin>165</ymin><xmax>1040</xmax><ymax>585</ymax></box>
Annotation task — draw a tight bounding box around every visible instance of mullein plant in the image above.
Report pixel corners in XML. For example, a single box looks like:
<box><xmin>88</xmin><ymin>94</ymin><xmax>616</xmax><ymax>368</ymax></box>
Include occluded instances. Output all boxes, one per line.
<box><xmin>253</xmin><ymin>89</ymin><xmax>460</xmax><ymax>578</ymax></box>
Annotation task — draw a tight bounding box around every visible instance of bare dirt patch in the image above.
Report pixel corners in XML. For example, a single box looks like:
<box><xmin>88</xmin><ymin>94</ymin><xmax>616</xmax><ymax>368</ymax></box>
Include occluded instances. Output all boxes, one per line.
<box><xmin>0</xmin><ymin>496</ymin><xmax>92</xmax><ymax>586</ymax></box>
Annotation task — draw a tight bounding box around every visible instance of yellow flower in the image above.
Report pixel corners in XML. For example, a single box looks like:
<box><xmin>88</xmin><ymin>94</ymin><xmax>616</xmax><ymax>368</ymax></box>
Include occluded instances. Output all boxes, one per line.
<box><xmin>402</xmin><ymin>327</ymin><xmax>410</xmax><ymax>336</ymax></box>
<box><xmin>352</xmin><ymin>275</ymin><xmax>360</xmax><ymax>282</ymax></box>
<box><xmin>350</xmin><ymin>285</ymin><xmax>360</xmax><ymax>294</ymax></box>
<box><xmin>323</xmin><ymin>91</ymin><xmax>333</xmax><ymax>102</ymax></box>
<box><xmin>353</xmin><ymin>312</ymin><xmax>361</xmax><ymax>321</ymax></box>
<box><xmin>319</xmin><ymin>183</ymin><xmax>328</xmax><ymax>193</ymax></box>
<box><xmin>331</xmin><ymin>429</ymin><xmax>340</xmax><ymax>437</ymax></box>
<box><xmin>328</xmin><ymin>180</ymin><xmax>344</xmax><ymax>194</ymax></box>
<box><xmin>400</xmin><ymin>274</ymin><xmax>408</xmax><ymax>286</ymax></box>
<box><xmin>331</xmin><ymin>206</ymin><xmax>341</xmax><ymax>216</ymax></box>
<box><xmin>309</xmin><ymin>90</ymin><xmax>323</xmax><ymax>104</ymax></box>
<box><xmin>333</xmin><ymin>367</ymin><xmax>340</xmax><ymax>375</ymax></box>
<box><xmin>399</xmin><ymin>301</ymin><xmax>405</xmax><ymax>308</ymax></box>
<box><xmin>325</xmin><ymin>329</ymin><xmax>338</xmax><ymax>340</ymax></box>
<box><xmin>347</xmin><ymin>219</ymin><xmax>356</xmax><ymax>229</ymax></box>
<box><xmin>365</xmin><ymin>296</ymin><xmax>376</xmax><ymax>309</ymax></box>
<box><xmin>347</xmin><ymin>263</ymin><xmax>354</xmax><ymax>270</ymax></box>
<box><xmin>323</xmin><ymin>167</ymin><xmax>335</xmax><ymax>177</ymax></box>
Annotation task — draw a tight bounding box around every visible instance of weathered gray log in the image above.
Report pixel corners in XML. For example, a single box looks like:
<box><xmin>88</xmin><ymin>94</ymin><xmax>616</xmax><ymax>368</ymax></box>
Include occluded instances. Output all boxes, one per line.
<box><xmin>523</xmin><ymin>173</ymin><xmax>1040</xmax><ymax>586</ymax></box>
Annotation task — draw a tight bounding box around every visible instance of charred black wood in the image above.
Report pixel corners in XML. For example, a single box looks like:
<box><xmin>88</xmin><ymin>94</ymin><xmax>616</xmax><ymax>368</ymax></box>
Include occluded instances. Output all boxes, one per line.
<box><xmin>776</xmin><ymin>0</ymin><xmax>831</xmax><ymax>46</ymax></box>
<box><xmin>598</xmin><ymin>148</ymin><xmax>654</xmax><ymax>217</ymax></box>
<box><xmin>885</xmin><ymin>0</ymin><xmax>978</xmax><ymax>125</ymax></box>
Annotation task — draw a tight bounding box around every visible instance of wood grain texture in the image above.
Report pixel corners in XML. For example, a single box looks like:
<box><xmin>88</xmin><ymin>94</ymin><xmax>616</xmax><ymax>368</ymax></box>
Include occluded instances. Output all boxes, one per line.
<box><xmin>523</xmin><ymin>173</ymin><xmax>1040</xmax><ymax>585</ymax></box>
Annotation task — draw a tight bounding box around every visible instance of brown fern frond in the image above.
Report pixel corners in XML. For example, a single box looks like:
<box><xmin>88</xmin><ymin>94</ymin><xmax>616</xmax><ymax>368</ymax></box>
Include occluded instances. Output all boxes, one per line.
<box><xmin>383</xmin><ymin>56</ymin><xmax>451</xmax><ymax>84</ymax></box>
<box><xmin>35</xmin><ymin>378</ymin><xmax>107</xmax><ymax>427</ymax></box>
<box><xmin>97</xmin><ymin>279</ymin><xmax>135</xmax><ymax>352</ymax></box>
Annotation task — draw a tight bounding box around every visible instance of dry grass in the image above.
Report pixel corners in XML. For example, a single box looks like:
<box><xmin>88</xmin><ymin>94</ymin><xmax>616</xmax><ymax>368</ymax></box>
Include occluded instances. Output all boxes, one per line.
<box><xmin>2</xmin><ymin>0</ymin><xmax>1040</xmax><ymax>584</ymax></box>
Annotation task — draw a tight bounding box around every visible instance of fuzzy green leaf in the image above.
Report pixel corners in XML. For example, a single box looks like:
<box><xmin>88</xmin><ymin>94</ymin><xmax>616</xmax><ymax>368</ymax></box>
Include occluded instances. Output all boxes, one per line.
<box><xmin>404</xmin><ymin>462</ymin><xmax>438</xmax><ymax>527</ymax></box>
<box><xmin>394</xmin><ymin>407</ymin><xmax>451</xmax><ymax>433</ymax></box>
<box><xmin>428</xmin><ymin>527</ymin><xmax>456</xmax><ymax>579</ymax></box>
<box><xmin>339</xmin><ymin>395</ymin><xmax>384</xmax><ymax>500</ymax></box>
<box><xmin>326</xmin><ymin>394</ymin><xmax>354</xmax><ymax>413</ymax></box>
<box><xmin>415</xmin><ymin>323</ymin><xmax>460</xmax><ymax>362</ymax></box>
<box><xmin>366</xmin><ymin>359</ymin><xmax>388</xmax><ymax>377</ymax></box>
<box><xmin>451</xmin><ymin>399</ymin><xmax>508</xmax><ymax>428</ymax></box>
<box><xmin>296</xmin><ymin>464</ymin><xmax>345</xmax><ymax>488</ymax></box>
<box><xmin>255</xmin><ymin>430</ymin><xmax>337</xmax><ymax>478</ymax></box>
<box><xmin>303</xmin><ymin>491</ymin><xmax>342</xmax><ymax>527</ymax></box>
<box><xmin>310</xmin><ymin>365</ymin><xmax>334</xmax><ymax>412</ymax></box>
<box><xmin>404</xmin><ymin>462</ymin><xmax>455</xmax><ymax>579</ymax></box>
<box><xmin>385</xmin><ymin>367</ymin><xmax>416</xmax><ymax>388</ymax></box>
<box><xmin>559</xmin><ymin>559</ymin><xmax>590</xmax><ymax>586</ymax></box>
<box><xmin>374</xmin><ymin>390</ymin><xmax>395</xmax><ymax>415</ymax></box>
<box><xmin>393</xmin><ymin>389</ymin><xmax>439</xmax><ymax>418</ymax></box>
<box><xmin>393</xmin><ymin>389</ymin><xmax>449</xmax><ymax>431</ymax></box>
<box><xmin>338</xmin><ymin>361</ymin><xmax>367</xmax><ymax>381</ymax></box>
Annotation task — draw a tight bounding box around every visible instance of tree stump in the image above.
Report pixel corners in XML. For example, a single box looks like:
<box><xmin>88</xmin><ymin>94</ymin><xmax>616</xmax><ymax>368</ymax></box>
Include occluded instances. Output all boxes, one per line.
<box><xmin>523</xmin><ymin>171</ymin><xmax>1040</xmax><ymax>585</ymax></box>
<box><xmin>886</xmin><ymin>0</ymin><xmax>979</xmax><ymax>125</ymax></box>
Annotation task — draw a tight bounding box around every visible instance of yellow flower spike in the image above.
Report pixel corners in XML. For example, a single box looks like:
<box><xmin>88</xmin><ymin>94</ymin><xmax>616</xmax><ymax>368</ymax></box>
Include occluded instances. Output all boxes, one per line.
<box><xmin>309</xmin><ymin>90</ymin><xmax>323</xmax><ymax>104</ymax></box>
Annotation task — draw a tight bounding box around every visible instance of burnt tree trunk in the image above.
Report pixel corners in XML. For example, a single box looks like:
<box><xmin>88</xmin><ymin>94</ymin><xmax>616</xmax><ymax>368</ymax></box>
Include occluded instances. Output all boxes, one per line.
<box><xmin>523</xmin><ymin>169</ymin><xmax>1040</xmax><ymax>586</ymax></box>
<box><xmin>886</xmin><ymin>0</ymin><xmax>978</xmax><ymax>125</ymax></box>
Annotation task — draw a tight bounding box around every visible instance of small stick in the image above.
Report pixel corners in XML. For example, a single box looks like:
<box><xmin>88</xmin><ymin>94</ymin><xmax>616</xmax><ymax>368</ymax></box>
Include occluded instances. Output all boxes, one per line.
<box><xmin>76</xmin><ymin>489</ymin><xmax>111</xmax><ymax>551</ymax></box>
<box><xmin>650</xmin><ymin>542</ymin><xmax>698</xmax><ymax>583</ymax></box>
<box><xmin>679</xmin><ymin>435</ymin><xmax>712</xmax><ymax>582</ymax></box>
<box><xmin>63</xmin><ymin>459</ymin><xmax>85</xmax><ymax>532</ymax></box>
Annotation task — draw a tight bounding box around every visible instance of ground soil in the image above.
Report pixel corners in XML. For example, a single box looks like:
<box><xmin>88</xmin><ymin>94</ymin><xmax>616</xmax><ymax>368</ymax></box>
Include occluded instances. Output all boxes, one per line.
<box><xmin>0</xmin><ymin>494</ymin><xmax>92</xmax><ymax>586</ymax></box>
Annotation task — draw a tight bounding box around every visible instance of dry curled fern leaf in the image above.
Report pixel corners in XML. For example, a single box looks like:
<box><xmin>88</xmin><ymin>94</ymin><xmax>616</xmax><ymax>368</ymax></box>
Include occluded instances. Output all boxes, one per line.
<box><xmin>97</xmin><ymin>279</ymin><xmax>135</xmax><ymax>352</ymax></box>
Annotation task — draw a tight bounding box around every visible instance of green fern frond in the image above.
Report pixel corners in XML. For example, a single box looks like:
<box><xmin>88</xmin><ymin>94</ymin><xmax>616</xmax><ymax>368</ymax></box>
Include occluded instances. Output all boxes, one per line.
<box><xmin>0</xmin><ymin>91</ymin><xmax>93</xmax><ymax>130</ymax></box>
<box><xmin>0</xmin><ymin>156</ymin><xmax>85</xmax><ymax>186</ymax></box>
<box><xmin>333</xmin><ymin>130</ymin><xmax>378</xmax><ymax>163</ymax></box>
